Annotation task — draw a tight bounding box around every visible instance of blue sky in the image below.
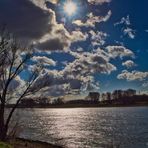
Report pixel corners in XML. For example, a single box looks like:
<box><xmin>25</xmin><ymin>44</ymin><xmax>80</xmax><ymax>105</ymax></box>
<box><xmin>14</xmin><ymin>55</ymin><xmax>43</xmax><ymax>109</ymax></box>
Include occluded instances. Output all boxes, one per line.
<box><xmin>0</xmin><ymin>0</ymin><xmax>148</xmax><ymax>97</ymax></box>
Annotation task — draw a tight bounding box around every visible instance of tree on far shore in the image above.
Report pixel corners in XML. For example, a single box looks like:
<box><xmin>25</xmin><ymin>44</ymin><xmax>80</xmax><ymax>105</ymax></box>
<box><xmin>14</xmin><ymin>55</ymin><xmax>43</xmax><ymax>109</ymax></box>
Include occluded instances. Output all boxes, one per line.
<box><xmin>88</xmin><ymin>92</ymin><xmax>100</xmax><ymax>103</ymax></box>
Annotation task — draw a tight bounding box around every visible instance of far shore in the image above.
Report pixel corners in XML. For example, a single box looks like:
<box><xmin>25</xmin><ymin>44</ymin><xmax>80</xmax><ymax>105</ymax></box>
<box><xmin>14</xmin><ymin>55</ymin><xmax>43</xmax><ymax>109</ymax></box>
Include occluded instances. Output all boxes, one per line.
<box><xmin>6</xmin><ymin>102</ymin><xmax>148</xmax><ymax>109</ymax></box>
<box><xmin>5</xmin><ymin>94</ymin><xmax>148</xmax><ymax>109</ymax></box>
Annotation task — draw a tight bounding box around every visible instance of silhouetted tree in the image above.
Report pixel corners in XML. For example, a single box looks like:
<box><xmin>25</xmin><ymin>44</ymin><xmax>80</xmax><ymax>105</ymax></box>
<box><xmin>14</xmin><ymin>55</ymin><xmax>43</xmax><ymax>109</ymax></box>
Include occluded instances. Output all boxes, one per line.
<box><xmin>125</xmin><ymin>89</ymin><xmax>136</xmax><ymax>97</ymax></box>
<box><xmin>38</xmin><ymin>97</ymin><xmax>50</xmax><ymax>105</ymax></box>
<box><xmin>101</xmin><ymin>93</ymin><xmax>106</xmax><ymax>101</ymax></box>
<box><xmin>0</xmin><ymin>28</ymin><xmax>41</xmax><ymax>141</ymax></box>
<box><xmin>112</xmin><ymin>90</ymin><xmax>123</xmax><ymax>100</ymax></box>
<box><xmin>53</xmin><ymin>97</ymin><xmax>64</xmax><ymax>105</ymax></box>
<box><xmin>88</xmin><ymin>92</ymin><xmax>100</xmax><ymax>103</ymax></box>
<box><xmin>20</xmin><ymin>98</ymin><xmax>37</xmax><ymax>107</ymax></box>
<box><xmin>106</xmin><ymin>92</ymin><xmax>112</xmax><ymax>104</ymax></box>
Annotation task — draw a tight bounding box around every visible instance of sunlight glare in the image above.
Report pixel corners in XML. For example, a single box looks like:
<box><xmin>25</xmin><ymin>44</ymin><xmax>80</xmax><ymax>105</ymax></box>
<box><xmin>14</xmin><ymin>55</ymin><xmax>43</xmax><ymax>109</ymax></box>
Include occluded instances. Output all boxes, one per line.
<box><xmin>64</xmin><ymin>1</ymin><xmax>77</xmax><ymax>16</ymax></box>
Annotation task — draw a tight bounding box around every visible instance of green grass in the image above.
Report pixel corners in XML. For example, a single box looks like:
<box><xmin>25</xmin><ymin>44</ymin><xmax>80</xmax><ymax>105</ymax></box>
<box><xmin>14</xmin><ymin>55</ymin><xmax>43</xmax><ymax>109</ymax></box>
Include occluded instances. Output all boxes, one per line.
<box><xmin>0</xmin><ymin>142</ymin><xmax>12</xmax><ymax>148</ymax></box>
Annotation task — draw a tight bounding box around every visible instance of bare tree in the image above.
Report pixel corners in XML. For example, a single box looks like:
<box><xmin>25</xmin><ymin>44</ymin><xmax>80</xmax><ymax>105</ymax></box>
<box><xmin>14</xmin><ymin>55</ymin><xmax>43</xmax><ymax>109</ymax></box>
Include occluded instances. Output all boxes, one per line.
<box><xmin>0</xmin><ymin>28</ymin><xmax>41</xmax><ymax>141</ymax></box>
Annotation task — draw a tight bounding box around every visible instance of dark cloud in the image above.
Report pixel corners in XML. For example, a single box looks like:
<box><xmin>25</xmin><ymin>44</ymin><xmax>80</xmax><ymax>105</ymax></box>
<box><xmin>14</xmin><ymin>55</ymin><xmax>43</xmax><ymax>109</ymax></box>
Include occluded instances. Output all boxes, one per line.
<box><xmin>0</xmin><ymin>0</ymin><xmax>50</xmax><ymax>42</ymax></box>
<box><xmin>0</xmin><ymin>0</ymin><xmax>87</xmax><ymax>51</ymax></box>
<box><xmin>36</xmin><ymin>38</ymin><xmax>67</xmax><ymax>51</ymax></box>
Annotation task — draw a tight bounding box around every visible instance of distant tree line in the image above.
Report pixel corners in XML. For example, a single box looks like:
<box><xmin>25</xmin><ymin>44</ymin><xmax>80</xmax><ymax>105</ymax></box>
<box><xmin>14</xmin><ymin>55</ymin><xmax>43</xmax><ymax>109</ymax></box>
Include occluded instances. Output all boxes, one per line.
<box><xmin>101</xmin><ymin>89</ymin><xmax>136</xmax><ymax>101</ymax></box>
<box><xmin>16</xmin><ymin>88</ymin><xmax>148</xmax><ymax>108</ymax></box>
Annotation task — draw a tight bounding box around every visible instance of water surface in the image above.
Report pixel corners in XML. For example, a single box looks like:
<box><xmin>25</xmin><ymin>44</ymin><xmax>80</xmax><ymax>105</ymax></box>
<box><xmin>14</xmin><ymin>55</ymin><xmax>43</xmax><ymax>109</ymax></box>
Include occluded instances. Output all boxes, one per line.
<box><xmin>13</xmin><ymin>107</ymin><xmax>148</xmax><ymax>148</ymax></box>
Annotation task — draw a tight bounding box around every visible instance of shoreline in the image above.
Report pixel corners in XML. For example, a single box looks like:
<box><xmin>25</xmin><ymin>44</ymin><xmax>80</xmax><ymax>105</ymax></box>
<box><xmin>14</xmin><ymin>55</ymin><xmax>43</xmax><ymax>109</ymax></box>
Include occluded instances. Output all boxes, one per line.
<box><xmin>6</xmin><ymin>103</ymin><xmax>148</xmax><ymax>109</ymax></box>
<box><xmin>8</xmin><ymin>137</ymin><xmax>63</xmax><ymax>148</ymax></box>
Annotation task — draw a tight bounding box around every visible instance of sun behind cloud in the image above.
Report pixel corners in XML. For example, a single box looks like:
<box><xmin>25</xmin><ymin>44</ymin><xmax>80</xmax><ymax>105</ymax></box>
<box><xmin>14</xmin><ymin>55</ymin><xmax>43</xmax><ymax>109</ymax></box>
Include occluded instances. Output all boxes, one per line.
<box><xmin>64</xmin><ymin>1</ymin><xmax>77</xmax><ymax>16</ymax></box>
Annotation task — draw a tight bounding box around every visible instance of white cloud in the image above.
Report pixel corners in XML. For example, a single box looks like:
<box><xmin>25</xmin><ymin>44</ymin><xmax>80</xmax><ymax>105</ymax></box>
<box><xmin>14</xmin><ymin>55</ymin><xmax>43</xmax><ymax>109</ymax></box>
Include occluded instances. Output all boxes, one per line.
<box><xmin>123</xmin><ymin>27</ymin><xmax>136</xmax><ymax>39</ymax></box>
<box><xmin>142</xmin><ymin>82</ymin><xmax>148</xmax><ymax>88</ymax></box>
<box><xmin>31</xmin><ymin>69</ymin><xmax>83</xmax><ymax>96</ymax></box>
<box><xmin>29</xmin><ymin>0</ymin><xmax>59</xmax><ymax>9</ymax></box>
<box><xmin>114</xmin><ymin>15</ymin><xmax>131</xmax><ymax>26</ymax></box>
<box><xmin>47</xmin><ymin>0</ymin><xmax>59</xmax><ymax>4</ymax></box>
<box><xmin>88</xmin><ymin>0</ymin><xmax>111</xmax><ymax>5</ymax></box>
<box><xmin>32</xmin><ymin>56</ymin><xmax>56</xmax><ymax>66</ymax></box>
<box><xmin>117</xmin><ymin>70</ymin><xmax>148</xmax><ymax>81</ymax></box>
<box><xmin>122</xmin><ymin>60</ymin><xmax>136</xmax><ymax>68</ymax></box>
<box><xmin>89</xmin><ymin>30</ymin><xmax>108</xmax><ymax>46</ymax></box>
<box><xmin>76</xmin><ymin>47</ymin><xmax>84</xmax><ymax>52</ymax></box>
<box><xmin>106</xmin><ymin>46</ymin><xmax>134</xmax><ymax>59</ymax></box>
<box><xmin>29</xmin><ymin>0</ymin><xmax>46</xmax><ymax>9</ymax></box>
<box><xmin>66</xmin><ymin>49</ymin><xmax>116</xmax><ymax>76</ymax></box>
<box><xmin>114</xmin><ymin>15</ymin><xmax>136</xmax><ymax>39</ymax></box>
<box><xmin>73</xmin><ymin>11</ymin><xmax>112</xmax><ymax>27</ymax></box>
<box><xmin>31</xmin><ymin>48</ymin><xmax>117</xmax><ymax>97</ymax></box>
<box><xmin>34</xmin><ymin>9</ymin><xmax>88</xmax><ymax>51</ymax></box>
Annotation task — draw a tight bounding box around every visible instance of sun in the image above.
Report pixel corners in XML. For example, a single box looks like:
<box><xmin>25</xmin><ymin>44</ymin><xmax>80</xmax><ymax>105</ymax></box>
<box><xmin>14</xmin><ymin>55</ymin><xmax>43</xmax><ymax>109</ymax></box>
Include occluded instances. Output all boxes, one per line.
<box><xmin>64</xmin><ymin>1</ymin><xmax>77</xmax><ymax>16</ymax></box>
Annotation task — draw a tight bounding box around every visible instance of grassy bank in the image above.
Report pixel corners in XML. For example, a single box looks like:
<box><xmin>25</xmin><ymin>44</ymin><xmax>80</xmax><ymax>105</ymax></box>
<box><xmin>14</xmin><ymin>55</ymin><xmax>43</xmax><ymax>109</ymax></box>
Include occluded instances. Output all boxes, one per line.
<box><xmin>1</xmin><ymin>138</ymin><xmax>63</xmax><ymax>148</ymax></box>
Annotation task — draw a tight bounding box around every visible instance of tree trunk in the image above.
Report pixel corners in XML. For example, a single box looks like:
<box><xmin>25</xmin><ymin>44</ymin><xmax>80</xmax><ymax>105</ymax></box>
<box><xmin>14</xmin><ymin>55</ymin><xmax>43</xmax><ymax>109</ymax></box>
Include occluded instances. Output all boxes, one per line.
<box><xmin>0</xmin><ymin>127</ymin><xmax>7</xmax><ymax>141</ymax></box>
<box><xmin>0</xmin><ymin>105</ymin><xmax>7</xmax><ymax>141</ymax></box>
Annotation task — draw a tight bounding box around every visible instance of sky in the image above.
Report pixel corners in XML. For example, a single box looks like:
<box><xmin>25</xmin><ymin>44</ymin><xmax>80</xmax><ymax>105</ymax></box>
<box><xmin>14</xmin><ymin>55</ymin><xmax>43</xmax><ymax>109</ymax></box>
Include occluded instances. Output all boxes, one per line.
<box><xmin>0</xmin><ymin>0</ymin><xmax>148</xmax><ymax>98</ymax></box>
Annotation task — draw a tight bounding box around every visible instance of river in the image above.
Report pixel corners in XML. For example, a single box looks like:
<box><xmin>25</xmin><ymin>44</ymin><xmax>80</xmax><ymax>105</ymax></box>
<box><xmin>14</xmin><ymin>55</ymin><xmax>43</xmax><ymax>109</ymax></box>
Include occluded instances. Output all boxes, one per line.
<box><xmin>11</xmin><ymin>107</ymin><xmax>148</xmax><ymax>148</ymax></box>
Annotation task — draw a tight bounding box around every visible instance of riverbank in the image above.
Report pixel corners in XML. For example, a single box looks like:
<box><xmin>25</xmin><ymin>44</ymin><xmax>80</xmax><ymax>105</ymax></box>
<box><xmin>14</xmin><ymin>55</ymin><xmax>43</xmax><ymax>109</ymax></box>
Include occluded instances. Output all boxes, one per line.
<box><xmin>7</xmin><ymin>138</ymin><xmax>63</xmax><ymax>148</ymax></box>
<box><xmin>6</xmin><ymin>95</ymin><xmax>148</xmax><ymax>109</ymax></box>
<box><xmin>6</xmin><ymin>102</ymin><xmax>148</xmax><ymax>109</ymax></box>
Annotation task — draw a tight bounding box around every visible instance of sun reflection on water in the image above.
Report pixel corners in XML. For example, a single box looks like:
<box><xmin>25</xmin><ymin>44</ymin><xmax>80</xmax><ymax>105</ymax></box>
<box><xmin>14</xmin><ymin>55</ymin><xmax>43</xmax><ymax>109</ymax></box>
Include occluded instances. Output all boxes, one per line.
<box><xmin>17</xmin><ymin>107</ymin><xmax>148</xmax><ymax>148</ymax></box>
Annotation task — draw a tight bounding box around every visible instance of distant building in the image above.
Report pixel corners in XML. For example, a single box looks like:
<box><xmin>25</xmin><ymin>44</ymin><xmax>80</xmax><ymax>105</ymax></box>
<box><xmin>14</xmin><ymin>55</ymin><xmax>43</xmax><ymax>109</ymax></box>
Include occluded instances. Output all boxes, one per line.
<box><xmin>112</xmin><ymin>89</ymin><xmax>136</xmax><ymax>99</ymax></box>
<box><xmin>124</xmin><ymin>89</ymin><xmax>136</xmax><ymax>97</ymax></box>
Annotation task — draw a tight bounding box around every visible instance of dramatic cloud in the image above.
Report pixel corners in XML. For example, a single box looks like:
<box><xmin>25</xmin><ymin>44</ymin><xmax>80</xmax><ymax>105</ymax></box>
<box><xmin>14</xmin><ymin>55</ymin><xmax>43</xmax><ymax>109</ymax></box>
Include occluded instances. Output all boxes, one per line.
<box><xmin>28</xmin><ymin>0</ymin><xmax>47</xmax><ymax>9</ymax></box>
<box><xmin>73</xmin><ymin>11</ymin><xmax>112</xmax><ymax>27</ymax></box>
<box><xmin>37</xmin><ymin>84</ymin><xmax>71</xmax><ymax>97</ymax></box>
<box><xmin>66</xmin><ymin>49</ymin><xmax>116</xmax><ymax>77</ymax></box>
<box><xmin>29</xmin><ymin>0</ymin><xmax>58</xmax><ymax>9</ymax></box>
<box><xmin>34</xmin><ymin>9</ymin><xmax>88</xmax><ymax>51</ymax></box>
<box><xmin>88</xmin><ymin>0</ymin><xmax>111</xmax><ymax>5</ymax></box>
<box><xmin>0</xmin><ymin>0</ymin><xmax>87</xmax><ymax>51</ymax></box>
<box><xmin>117</xmin><ymin>70</ymin><xmax>148</xmax><ymax>81</ymax></box>
<box><xmin>32</xmin><ymin>69</ymin><xmax>99</xmax><ymax>97</ymax></box>
<box><xmin>0</xmin><ymin>0</ymin><xmax>51</xmax><ymax>42</ymax></box>
<box><xmin>31</xmin><ymin>69</ymin><xmax>82</xmax><ymax>96</ymax></box>
<box><xmin>106</xmin><ymin>46</ymin><xmax>134</xmax><ymax>59</ymax></box>
<box><xmin>30</xmin><ymin>48</ymin><xmax>117</xmax><ymax>96</ymax></box>
<box><xmin>1</xmin><ymin>0</ymin><xmax>146</xmax><ymax>97</ymax></box>
<box><xmin>122</xmin><ymin>60</ymin><xmax>136</xmax><ymax>68</ymax></box>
